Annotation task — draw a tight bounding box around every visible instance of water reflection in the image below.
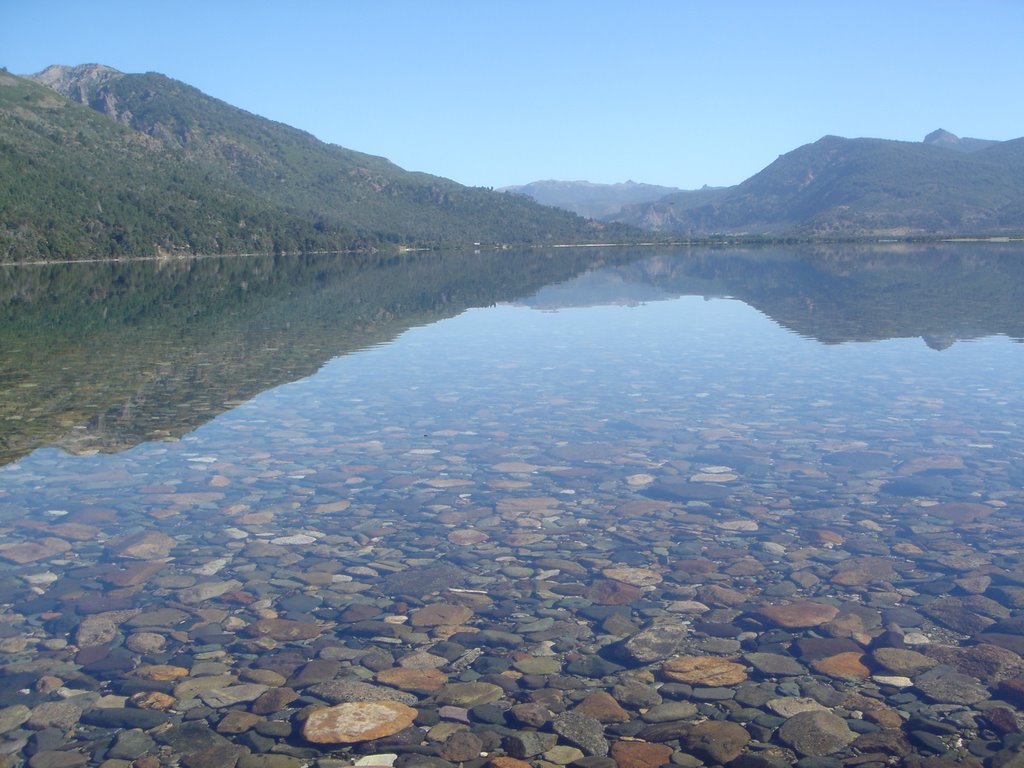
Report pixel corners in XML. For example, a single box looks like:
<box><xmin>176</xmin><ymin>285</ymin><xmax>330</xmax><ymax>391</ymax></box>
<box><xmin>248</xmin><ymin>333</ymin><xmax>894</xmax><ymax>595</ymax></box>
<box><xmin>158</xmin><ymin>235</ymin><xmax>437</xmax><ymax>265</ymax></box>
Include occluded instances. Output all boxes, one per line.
<box><xmin>2</xmin><ymin>243</ymin><xmax>1023</xmax><ymax>466</ymax></box>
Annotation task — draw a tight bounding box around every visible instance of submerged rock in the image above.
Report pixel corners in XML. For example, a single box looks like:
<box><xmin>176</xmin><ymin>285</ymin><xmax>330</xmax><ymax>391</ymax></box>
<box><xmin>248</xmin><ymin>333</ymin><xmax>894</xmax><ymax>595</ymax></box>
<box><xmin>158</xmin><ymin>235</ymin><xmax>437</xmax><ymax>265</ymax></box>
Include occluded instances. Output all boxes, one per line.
<box><xmin>683</xmin><ymin>720</ymin><xmax>750</xmax><ymax>764</ymax></box>
<box><xmin>302</xmin><ymin>701</ymin><xmax>418</xmax><ymax>744</ymax></box>
<box><xmin>778</xmin><ymin>711</ymin><xmax>857</xmax><ymax>756</ymax></box>
<box><xmin>618</xmin><ymin>622</ymin><xmax>688</xmax><ymax>664</ymax></box>
<box><xmin>757</xmin><ymin>602</ymin><xmax>840</xmax><ymax>629</ymax></box>
<box><xmin>661</xmin><ymin>655</ymin><xmax>747</xmax><ymax>686</ymax></box>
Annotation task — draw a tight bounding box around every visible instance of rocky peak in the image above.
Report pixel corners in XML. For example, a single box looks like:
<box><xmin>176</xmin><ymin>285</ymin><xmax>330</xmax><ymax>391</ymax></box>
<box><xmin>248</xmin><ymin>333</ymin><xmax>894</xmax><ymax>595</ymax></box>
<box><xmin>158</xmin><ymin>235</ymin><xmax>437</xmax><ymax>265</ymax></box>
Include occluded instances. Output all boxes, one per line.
<box><xmin>923</xmin><ymin>128</ymin><xmax>997</xmax><ymax>154</ymax></box>
<box><xmin>924</xmin><ymin>128</ymin><xmax>960</xmax><ymax>147</ymax></box>
<box><xmin>29</xmin><ymin>63</ymin><xmax>123</xmax><ymax>102</ymax></box>
<box><xmin>29</xmin><ymin>64</ymin><xmax>136</xmax><ymax>129</ymax></box>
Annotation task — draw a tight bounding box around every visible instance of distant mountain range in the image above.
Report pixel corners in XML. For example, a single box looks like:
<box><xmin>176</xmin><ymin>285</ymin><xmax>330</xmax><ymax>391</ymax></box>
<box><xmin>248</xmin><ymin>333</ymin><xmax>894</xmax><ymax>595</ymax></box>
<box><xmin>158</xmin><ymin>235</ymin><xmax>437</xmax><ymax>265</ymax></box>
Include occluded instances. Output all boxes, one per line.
<box><xmin>497</xmin><ymin>180</ymin><xmax>681</xmax><ymax>219</ymax></box>
<box><xmin>509</xmin><ymin>130</ymin><xmax>1024</xmax><ymax>238</ymax></box>
<box><xmin>0</xmin><ymin>65</ymin><xmax>622</xmax><ymax>262</ymax></box>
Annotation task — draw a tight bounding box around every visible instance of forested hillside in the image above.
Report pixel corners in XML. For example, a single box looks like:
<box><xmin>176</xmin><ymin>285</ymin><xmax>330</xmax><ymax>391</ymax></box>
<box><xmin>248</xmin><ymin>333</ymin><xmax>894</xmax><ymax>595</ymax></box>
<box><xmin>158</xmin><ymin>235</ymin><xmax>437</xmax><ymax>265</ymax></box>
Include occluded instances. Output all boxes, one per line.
<box><xmin>1</xmin><ymin>66</ymin><xmax>625</xmax><ymax>262</ymax></box>
<box><xmin>607</xmin><ymin>133</ymin><xmax>1024</xmax><ymax>237</ymax></box>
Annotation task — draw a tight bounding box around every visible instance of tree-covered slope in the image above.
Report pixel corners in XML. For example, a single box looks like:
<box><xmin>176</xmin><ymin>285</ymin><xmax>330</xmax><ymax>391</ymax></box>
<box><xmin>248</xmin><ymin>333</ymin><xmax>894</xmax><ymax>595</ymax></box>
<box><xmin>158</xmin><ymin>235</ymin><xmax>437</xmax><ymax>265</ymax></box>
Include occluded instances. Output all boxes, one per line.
<box><xmin>0</xmin><ymin>71</ymin><xmax>368</xmax><ymax>260</ymax></box>
<box><xmin>22</xmin><ymin>65</ymin><xmax>620</xmax><ymax>257</ymax></box>
<box><xmin>609</xmin><ymin>133</ymin><xmax>1024</xmax><ymax>237</ymax></box>
<box><xmin>1</xmin><ymin>65</ymin><xmax>626</xmax><ymax>262</ymax></box>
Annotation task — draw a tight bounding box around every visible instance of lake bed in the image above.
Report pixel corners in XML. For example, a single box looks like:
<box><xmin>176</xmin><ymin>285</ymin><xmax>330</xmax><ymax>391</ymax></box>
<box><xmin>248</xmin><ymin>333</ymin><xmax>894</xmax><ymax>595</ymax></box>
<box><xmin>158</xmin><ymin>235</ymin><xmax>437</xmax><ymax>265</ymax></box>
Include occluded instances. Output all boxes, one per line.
<box><xmin>1</xmin><ymin>245</ymin><xmax>1023</xmax><ymax>767</ymax></box>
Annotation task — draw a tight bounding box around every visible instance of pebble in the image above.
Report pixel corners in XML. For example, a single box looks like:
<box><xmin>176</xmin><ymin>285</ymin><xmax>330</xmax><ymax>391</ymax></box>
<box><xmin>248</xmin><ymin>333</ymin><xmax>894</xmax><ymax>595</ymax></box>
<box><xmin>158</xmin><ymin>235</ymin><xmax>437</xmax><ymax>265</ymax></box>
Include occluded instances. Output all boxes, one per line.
<box><xmin>618</xmin><ymin>623</ymin><xmax>688</xmax><ymax>664</ymax></box>
<box><xmin>757</xmin><ymin>602</ymin><xmax>840</xmax><ymax>629</ymax></box>
<box><xmin>661</xmin><ymin>655</ymin><xmax>748</xmax><ymax>686</ymax></box>
<box><xmin>914</xmin><ymin>672</ymin><xmax>991</xmax><ymax>705</ymax></box>
<box><xmin>640</xmin><ymin>700</ymin><xmax>697</xmax><ymax>722</ymax></box>
<box><xmin>302</xmin><ymin>701</ymin><xmax>418</xmax><ymax>744</ymax></box>
<box><xmin>552</xmin><ymin>712</ymin><xmax>609</xmax><ymax>757</ymax></box>
<box><xmin>683</xmin><ymin>720</ymin><xmax>751</xmax><ymax>764</ymax></box>
<box><xmin>609</xmin><ymin>741</ymin><xmax>673</xmax><ymax>768</ymax></box>
<box><xmin>810</xmin><ymin>651</ymin><xmax>872</xmax><ymax>680</ymax></box>
<box><xmin>778</xmin><ymin>711</ymin><xmax>857</xmax><ymax>756</ymax></box>
<box><xmin>766</xmin><ymin>697</ymin><xmax>830</xmax><ymax>718</ymax></box>
<box><xmin>198</xmin><ymin>682</ymin><xmax>269</xmax><ymax>707</ymax></box>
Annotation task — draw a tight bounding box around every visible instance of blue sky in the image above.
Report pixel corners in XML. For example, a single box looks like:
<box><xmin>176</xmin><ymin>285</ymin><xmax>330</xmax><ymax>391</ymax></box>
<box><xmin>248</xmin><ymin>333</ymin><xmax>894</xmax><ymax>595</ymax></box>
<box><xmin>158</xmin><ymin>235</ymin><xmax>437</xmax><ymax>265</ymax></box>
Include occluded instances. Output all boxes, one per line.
<box><xmin>2</xmin><ymin>1</ymin><xmax>1022</xmax><ymax>189</ymax></box>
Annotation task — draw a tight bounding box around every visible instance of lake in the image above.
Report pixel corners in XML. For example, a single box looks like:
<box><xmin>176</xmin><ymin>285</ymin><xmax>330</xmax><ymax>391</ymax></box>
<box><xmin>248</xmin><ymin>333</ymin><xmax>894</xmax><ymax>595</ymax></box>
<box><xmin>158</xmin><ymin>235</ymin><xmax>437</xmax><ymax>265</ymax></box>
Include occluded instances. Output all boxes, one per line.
<box><xmin>1</xmin><ymin>243</ymin><xmax>1023</xmax><ymax>765</ymax></box>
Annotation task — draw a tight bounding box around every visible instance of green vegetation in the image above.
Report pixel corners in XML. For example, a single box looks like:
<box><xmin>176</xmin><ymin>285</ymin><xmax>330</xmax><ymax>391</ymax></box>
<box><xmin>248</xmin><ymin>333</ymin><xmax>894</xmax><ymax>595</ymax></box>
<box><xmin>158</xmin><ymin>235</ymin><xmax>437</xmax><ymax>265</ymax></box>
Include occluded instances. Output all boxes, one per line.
<box><xmin>0</xmin><ymin>74</ymin><xmax>364</xmax><ymax>260</ymax></box>
<box><xmin>608</xmin><ymin>135</ymin><xmax>1024</xmax><ymax>238</ymax></box>
<box><xmin>1</xmin><ymin>67</ymin><xmax>630</xmax><ymax>263</ymax></box>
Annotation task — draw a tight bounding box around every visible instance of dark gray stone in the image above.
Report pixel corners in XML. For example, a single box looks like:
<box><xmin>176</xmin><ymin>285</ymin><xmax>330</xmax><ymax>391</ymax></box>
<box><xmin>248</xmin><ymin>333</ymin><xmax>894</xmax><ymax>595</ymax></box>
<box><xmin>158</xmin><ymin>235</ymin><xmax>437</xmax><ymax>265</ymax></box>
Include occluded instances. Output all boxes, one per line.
<box><xmin>617</xmin><ymin>622</ymin><xmax>688</xmax><ymax>664</ymax></box>
<box><xmin>106</xmin><ymin>729</ymin><xmax>158</xmax><ymax>760</ymax></box>
<box><xmin>80</xmin><ymin>707</ymin><xmax>171</xmax><ymax>729</ymax></box>
<box><xmin>553</xmin><ymin>711</ymin><xmax>609</xmax><ymax>757</ymax></box>
<box><xmin>744</xmin><ymin>652</ymin><xmax>806</xmax><ymax>676</ymax></box>
<box><xmin>914</xmin><ymin>672</ymin><xmax>990</xmax><ymax>705</ymax></box>
<box><xmin>778</xmin><ymin>711</ymin><xmax>857</xmax><ymax>757</ymax></box>
<box><xmin>154</xmin><ymin>720</ymin><xmax>234</xmax><ymax>756</ymax></box>
<box><xmin>503</xmin><ymin>730</ymin><xmax>557</xmax><ymax>759</ymax></box>
<box><xmin>381</xmin><ymin>565</ymin><xmax>469</xmax><ymax>597</ymax></box>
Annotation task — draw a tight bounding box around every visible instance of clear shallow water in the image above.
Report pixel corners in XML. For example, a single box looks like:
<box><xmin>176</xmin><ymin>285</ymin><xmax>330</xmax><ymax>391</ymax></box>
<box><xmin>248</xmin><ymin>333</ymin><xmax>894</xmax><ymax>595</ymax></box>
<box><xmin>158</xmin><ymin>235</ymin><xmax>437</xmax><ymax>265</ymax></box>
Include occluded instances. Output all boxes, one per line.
<box><xmin>1</xmin><ymin>245</ymin><xmax>1024</xmax><ymax>765</ymax></box>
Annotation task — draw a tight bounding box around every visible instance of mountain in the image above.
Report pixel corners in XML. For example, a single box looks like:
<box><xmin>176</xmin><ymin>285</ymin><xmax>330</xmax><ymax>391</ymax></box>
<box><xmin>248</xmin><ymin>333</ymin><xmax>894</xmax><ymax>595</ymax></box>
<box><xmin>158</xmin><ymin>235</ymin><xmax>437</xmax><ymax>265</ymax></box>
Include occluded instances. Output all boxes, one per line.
<box><xmin>498</xmin><ymin>179</ymin><xmax>681</xmax><ymax>219</ymax></box>
<box><xmin>922</xmin><ymin>128</ymin><xmax>999</xmax><ymax>153</ymax></box>
<box><xmin>607</xmin><ymin>131</ymin><xmax>1024</xmax><ymax>237</ymax></box>
<box><xmin>603</xmin><ymin>185</ymin><xmax>731</xmax><ymax>231</ymax></box>
<box><xmin>1</xmin><ymin>65</ymin><xmax>625</xmax><ymax>262</ymax></box>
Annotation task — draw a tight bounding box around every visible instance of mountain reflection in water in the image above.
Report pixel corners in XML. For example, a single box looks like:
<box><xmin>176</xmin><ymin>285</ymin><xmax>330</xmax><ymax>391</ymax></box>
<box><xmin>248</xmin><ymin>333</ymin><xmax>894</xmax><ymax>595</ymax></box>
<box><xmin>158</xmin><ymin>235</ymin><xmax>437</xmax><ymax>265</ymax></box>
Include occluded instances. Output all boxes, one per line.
<box><xmin>1</xmin><ymin>243</ymin><xmax>1022</xmax><ymax>465</ymax></box>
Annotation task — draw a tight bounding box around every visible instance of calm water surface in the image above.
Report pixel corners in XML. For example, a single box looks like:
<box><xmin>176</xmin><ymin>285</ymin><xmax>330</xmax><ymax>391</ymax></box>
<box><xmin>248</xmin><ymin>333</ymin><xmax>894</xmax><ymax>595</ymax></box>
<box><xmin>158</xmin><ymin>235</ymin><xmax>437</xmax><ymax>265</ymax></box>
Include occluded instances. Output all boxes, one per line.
<box><xmin>1</xmin><ymin>245</ymin><xmax>1023</xmax><ymax>764</ymax></box>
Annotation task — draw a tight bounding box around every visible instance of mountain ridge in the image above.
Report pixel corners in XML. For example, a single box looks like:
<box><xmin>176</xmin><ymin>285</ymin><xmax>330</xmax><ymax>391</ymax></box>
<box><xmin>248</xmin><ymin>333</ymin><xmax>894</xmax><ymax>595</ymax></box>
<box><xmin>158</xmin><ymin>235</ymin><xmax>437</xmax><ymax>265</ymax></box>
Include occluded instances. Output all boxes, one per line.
<box><xmin>4</xmin><ymin>63</ymin><xmax>1022</xmax><ymax>256</ymax></box>
<box><xmin>1</xmin><ymin>64</ymin><xmax>625</xmax><ymax>262</ymax></box>
<box><xmin>497</xmin><ymin>179</ymin><xmax>681</xmax><ymax>219</ymax></box>
<box><xmin>606</xmin><ymin>131</ymin><xmax>1024</xmax><ymax>237</ymax></box>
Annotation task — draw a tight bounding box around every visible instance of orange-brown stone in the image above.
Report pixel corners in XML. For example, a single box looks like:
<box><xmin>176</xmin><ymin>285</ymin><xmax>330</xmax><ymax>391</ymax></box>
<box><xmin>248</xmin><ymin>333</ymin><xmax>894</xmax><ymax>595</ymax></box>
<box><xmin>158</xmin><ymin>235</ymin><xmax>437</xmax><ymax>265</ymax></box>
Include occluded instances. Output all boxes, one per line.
<box><xmin>757</xmin><ymin>601</ymin><xmax>839</xmax><ymax>629</ymax></box>
<box><xmin>603</xmin><ymin>567</ymin><xmax>662</xmax><ymax>587</ymax></box>
<box><xmin>488</xmin><ymin>758</ymin><xmax>534</xmax><ymax>768</ymax></box>
<box><xmin>611</xmin><ymin>740</ymin><xmax>674</xmax><ymax>768</ymax></box>
<box><xmin>585</xmin><ymin>579</ymin><xmax>643</xmax><ymax>605</ymax></box>
<box><xmin>573</xmin><ymin>691</ymin><xmax>631</xmax><ymax>723</ymax></box>
<box><xmin>863</xmin><ymin>707</ymin><xmax>904</xmax><ymax>729</ymax></box>
<box><xmin>129</xmin><ymin>691</ymin><xmax>176</xmax><ymax>710</ymax></box>
<box><xmin>109</xmin><ymin>531</ymin><xmax>176</xmax><ymax>560</ymax></box>
<box><xmin>99</xmin><ymin>561</ymin><xmax>167</xmax><ymax>588</ymax></box>
<box><xmin>376</xmin><ymin>667</ymin><xmax>448</xmax><ymax>693</ymax></box>
<box><xmin>448</xmin><ymin>529</ymin><xmax>489</xmax><ymax>545</ymax></box>
<box><xmin>302</xmin><ymin>701</ymin><xmax>417</xmax><ymax>744</ymax></box>
<box><xmin>410</xmin><ymin>603</ymin><xmax>474</xmax><ymax>627</ymax></box>
<box><xmin>811</xmin><ymin>652</ymin><xmax>871</xmax><ymax>681</ymax></box>
<box><xmin>131</xmin><ymin>664</ymin><xmax>190</xmax><ymax>681</ymax></box>
<box><xmin>661</xmin><ymin>655</ymin><xmax>747</xmax><ymax>686</ymax></box>
<box><xmin>0</xmin><ymin>537</ymin><xmax>71</xmax><ymax>564</ymax></box>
